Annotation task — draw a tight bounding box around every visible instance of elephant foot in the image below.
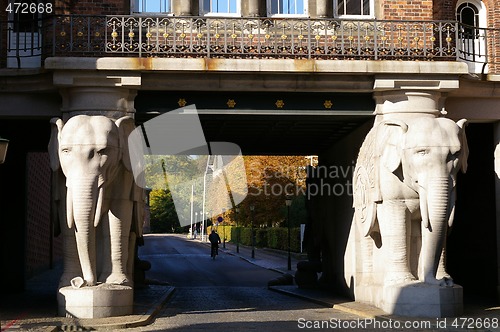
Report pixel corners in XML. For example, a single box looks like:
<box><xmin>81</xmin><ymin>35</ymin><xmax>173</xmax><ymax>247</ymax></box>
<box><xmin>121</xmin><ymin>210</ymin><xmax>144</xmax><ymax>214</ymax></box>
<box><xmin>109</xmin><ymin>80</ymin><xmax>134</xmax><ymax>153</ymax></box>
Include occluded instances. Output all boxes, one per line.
<box><xmin>70</xmin><ymin>277</ymin><xmax>87</xmax><ymax>288</ymax></box>
<box><xmin>106</xmin><ymin>273</ymin><xmax>131</xmax><ymax>286</ymax></box>
<box><xmin>385</xmin><ymin>272</ymin><xmax>416</xmax><ymax>286</ymax></box>
<box><xmin>59</xmin><ymin>273</ymin><xmax>75</xmax><ymax>288</ymax></box>
<box><xmin>424</xmin><ymin>275</ymin><xmax>454</xmax><ymax>287</ymax></box>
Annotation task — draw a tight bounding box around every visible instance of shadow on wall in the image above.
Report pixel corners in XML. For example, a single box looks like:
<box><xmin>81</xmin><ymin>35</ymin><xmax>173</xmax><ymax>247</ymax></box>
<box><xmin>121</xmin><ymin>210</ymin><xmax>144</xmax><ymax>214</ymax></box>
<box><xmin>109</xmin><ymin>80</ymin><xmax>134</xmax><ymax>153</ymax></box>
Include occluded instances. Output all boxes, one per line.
<box><xmin>312</xmin><ymin>119</ymin><xmax>374</xmax><ymax>296</ymax></box>
<box><xmin>448</xmin><ymin>123</ymin><xmax>498</xmax><ymax>303</ymax></box>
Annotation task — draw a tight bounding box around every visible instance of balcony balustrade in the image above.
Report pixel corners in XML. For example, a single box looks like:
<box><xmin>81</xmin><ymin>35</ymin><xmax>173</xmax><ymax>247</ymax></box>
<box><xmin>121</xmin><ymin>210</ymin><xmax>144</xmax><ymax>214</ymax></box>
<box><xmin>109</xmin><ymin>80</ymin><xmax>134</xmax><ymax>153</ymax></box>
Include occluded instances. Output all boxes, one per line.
<box><xmin>1</xmin><ymin>15</ymin><xmax>499</xmax><ymax>73</ymax></box>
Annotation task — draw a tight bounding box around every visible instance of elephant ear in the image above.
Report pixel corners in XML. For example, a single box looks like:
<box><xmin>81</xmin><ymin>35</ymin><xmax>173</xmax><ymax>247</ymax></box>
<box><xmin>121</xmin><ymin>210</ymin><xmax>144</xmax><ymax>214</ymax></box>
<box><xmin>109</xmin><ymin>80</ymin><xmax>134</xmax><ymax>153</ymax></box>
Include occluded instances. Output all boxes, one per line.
<box><xmin>48</xmin><ymin>118</ymin><xmax>64</xmax><ymax>171</ymax></box>
<box><xmin>116</xmin><ymin>116</ymin><xmax>136</xmax><ymax>172</ymax></box>
<box><xmin>456</xmin><ymin>119</ymin><xmax>469</xmax><ymax>173</ymax></box>
<box><xmin>48</xmin><ymin>118</ymin><xmax>64</xmax><ymax>237</ymax></box>
<box><xmin>379</xmin><ymin>120</ymin><xmax>408</xmax><ymax>173</ymax></box>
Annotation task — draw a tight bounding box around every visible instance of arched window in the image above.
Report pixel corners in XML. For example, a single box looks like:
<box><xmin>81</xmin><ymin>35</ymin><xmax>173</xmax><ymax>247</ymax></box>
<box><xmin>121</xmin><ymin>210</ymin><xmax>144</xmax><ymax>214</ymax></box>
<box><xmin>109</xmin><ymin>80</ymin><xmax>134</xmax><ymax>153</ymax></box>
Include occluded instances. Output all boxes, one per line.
<box><xmin>456</xmin><ymin>2</ymin><xmax>479</xmax><ymax>37</ymax></box>
<box><xmin>267</xmin><ymin>0</ymin><xmax>308</xmax><ymax>16</ymax></box>
<box><xmin>201</xmin><ymin>0</ymin><xmax>240</xmax><ymax>16</ymax></box>
<box><xmin>132</xmin><ymin>0</ymin><xmax>171</xmax><ymax>13</ymax></box>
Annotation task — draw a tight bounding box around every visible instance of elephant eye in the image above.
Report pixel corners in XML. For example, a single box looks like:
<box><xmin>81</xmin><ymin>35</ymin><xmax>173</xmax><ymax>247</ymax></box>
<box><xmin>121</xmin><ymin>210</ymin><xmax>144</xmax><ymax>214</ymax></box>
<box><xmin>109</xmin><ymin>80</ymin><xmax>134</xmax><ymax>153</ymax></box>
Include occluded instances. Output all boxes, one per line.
<box><xmin>416</xmin><ymin>149</ymin><xmax>428</xmax><ymax>156</ymax></box>
<box><xmin>96</xmin><ymin>148</ymin><xmax>107</xmax><ymax>156</ymax></box>
<box><xmin>61</xmin><ymin>148</ymin><xmax>71</xmax><ymax>154</ymax></box>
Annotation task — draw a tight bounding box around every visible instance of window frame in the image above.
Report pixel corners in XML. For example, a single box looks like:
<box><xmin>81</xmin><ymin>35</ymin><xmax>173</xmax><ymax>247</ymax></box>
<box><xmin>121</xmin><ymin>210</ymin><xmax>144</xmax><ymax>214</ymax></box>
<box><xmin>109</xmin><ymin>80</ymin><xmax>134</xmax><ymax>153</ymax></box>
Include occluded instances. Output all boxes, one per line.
<box><xmin>266</xmin><ymin>0</ymin><xmax>309</xmax><ymax>18</ymax></box>
<box><xmin>200</xmin><ymin>0</ymin><xmax>242</xmax><ymax>17</ymax></box>
<box><xmin>333</xmin><ymin>0</ymin><xmax>374</xmax><ymax>19</ymax></box>
<box><xmin>131</xmin><ymin>0</ymin><xmax>172</xmax><ymax>14</ymax></box>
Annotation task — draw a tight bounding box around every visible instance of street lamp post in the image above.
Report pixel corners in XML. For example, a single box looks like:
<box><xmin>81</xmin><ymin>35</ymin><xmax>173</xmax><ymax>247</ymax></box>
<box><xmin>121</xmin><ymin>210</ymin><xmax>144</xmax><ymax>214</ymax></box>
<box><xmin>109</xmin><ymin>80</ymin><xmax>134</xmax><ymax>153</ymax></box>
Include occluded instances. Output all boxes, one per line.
<box><xmin>250</xmin><ymin>205</ymin><xmax>255</xmax><ymax>259</ymax></box>
<box><xmin>205</xmin><ymin>212</ymin><xmax>210</xmax><ymax>242</ymax></box>
<box><xmin>222</xmin><ymin>208</ymin><xmax>226</xmax><ymax>248</ymax></box>
<box><xmin>235</xmin><ymin>207</ymin><xmax>240</xmax><ymax>253</ymax></box>
<box><xmin>286</xmin><ymin>195</ymin><xmax>293</xmax><ymax>271</ymax></box>
<box><xmin>194</xmin><ymin>212</ymin><xmax>198</xmax><ymax>239</ymax></box>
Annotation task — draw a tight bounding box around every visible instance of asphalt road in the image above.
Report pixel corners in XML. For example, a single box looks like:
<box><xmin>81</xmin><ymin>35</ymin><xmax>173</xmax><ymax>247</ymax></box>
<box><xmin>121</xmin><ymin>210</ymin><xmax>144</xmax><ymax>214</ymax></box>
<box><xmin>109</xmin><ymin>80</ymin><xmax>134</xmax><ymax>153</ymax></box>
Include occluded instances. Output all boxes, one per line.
<box><xmin>123</xmin><ymin>234</ymin><xmax>360</xmax><ymax>331</ymax></box>
<box><xmin>139</xmin><ymin>234</ymin><xmax>281</xmax><ymax>287</ymax></box>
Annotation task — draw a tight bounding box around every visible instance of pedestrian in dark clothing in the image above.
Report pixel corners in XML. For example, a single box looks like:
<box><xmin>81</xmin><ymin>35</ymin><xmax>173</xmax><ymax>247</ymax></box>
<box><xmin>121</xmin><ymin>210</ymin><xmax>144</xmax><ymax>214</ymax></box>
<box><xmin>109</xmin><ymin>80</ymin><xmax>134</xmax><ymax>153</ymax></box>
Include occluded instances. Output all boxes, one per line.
<box><xmin>209</xmin><ymin>230</ymin><xmax>221</xmax><ymax>259</ymax></box>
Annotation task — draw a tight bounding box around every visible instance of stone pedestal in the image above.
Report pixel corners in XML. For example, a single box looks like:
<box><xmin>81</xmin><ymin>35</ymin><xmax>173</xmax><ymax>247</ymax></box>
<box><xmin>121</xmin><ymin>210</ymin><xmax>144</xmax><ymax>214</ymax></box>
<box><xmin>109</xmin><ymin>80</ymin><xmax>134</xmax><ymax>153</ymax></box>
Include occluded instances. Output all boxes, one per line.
<box><xmin>58</xmin><ymin>284</ymin><xmax>133</xmax><ymax>318</ymax></box>
<box><xmin>356</xmin><ymin>282</ymin><xmax>463</xmax><ymax>318</ymax></box>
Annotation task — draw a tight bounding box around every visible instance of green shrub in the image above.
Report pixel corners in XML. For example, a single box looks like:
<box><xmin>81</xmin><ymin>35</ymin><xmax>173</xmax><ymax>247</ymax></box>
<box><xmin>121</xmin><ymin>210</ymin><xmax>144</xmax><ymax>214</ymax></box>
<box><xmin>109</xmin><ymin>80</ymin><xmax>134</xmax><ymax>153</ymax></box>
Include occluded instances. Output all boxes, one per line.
<box><xmin>226</xmin><ymin>226</ymin><xmax>300</xmax><ymax>252</ymax></box>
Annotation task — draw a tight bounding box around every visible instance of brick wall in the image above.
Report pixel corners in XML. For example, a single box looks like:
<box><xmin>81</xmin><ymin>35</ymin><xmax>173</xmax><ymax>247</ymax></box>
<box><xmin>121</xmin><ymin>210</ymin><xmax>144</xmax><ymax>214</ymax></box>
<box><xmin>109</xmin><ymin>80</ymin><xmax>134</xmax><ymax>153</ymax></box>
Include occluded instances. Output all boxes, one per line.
<box><xmin>433</xmin><ymin>0</ymin><xmax>455</xmax><ymax>20</ymax></box>
<box><xmin>483</xmin><ymin>0</ymin><xmax>500</xmax><ymax>73</ymax></box>
<box><xmin>25</xmin><ymin>152</ymin><xmax>62</xmax><ymax>279</ymax></box>
<box><xmin>54</xmin><ymin>0</ymin><xmax>129</xmax><ymax>15</ymax></box>
<box><xmin>0</xmin><ymin>4</ymin><xmax>7</xmax><ymax>68</ymax></box>
<box><xmin>381</xmin><ymin>0</ymin><xmax>434</xmax><ymax>20</ymax></box>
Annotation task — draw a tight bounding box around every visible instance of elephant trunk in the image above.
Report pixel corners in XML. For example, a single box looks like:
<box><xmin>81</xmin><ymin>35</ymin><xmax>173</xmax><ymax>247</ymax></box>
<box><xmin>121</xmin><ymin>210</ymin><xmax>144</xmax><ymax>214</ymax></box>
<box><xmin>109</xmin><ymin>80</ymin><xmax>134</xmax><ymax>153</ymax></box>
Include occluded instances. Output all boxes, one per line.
<box><xmin>69</xmin><ymin>176</ymin><xmax>103</xmax><ymax>286</ymax></box>
<box><xmin>419</xmin><ymin>176</ymin><xmax>451</xmax><ymax>284</ymax></box>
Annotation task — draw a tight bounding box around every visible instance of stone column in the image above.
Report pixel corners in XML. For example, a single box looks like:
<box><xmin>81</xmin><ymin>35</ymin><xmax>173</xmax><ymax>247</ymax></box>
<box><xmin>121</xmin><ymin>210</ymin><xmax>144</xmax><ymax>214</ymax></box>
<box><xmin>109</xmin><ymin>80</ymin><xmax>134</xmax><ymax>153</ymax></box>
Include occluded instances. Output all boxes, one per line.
<box><xmin>495</xmin><ymin>121</ymin><xmax>500</xmax><ymax>302</ymax></box>
<box><xmin>53</xmin><ymin>71</ymin><xmax>141</xmax><ymax>121</ymax></box>
<box><xmin>310</xmin><ymin>0</ymin><xmax>331</xmax><ymax>18</ymax></box>
<box><xmin>242</xmin><ymin>0</ymin><xmax>261</xmax><ymax>17</ymax></box>
<box><xmin>171</xmin><ymin>0</ymin><xmax>193</xmax><ymax>16</ymax></box>
<box><xmin>372</xmin><ymin>76</ymin><xmax>460</xmax><ymax>120</ymax></box>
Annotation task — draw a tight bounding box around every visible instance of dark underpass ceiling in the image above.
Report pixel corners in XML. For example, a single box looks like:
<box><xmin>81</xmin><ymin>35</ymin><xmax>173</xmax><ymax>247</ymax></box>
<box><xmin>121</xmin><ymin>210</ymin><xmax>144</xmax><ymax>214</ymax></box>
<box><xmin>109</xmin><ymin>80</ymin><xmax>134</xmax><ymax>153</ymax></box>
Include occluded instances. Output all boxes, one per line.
<box><xmin>134</xmin><ymin>91</ymin><xmax>375</xmax><ymax>155</ymax></box>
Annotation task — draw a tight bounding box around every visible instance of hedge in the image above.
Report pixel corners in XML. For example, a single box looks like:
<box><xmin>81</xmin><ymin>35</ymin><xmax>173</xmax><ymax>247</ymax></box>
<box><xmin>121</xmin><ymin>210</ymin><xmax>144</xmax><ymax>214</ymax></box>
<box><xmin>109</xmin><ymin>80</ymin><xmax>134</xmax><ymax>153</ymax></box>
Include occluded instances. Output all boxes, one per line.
<box><xmin>208</xmin><ymin>226</ymin><xmax>301</xmax><ymax>252</ymax></box>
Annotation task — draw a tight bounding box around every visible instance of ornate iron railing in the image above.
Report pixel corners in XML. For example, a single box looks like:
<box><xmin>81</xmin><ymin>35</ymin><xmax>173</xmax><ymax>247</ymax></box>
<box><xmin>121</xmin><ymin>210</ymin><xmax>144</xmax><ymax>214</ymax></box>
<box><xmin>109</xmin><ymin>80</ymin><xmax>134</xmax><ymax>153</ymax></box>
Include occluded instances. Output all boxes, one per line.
<box><xmin>1</xmin><ymin>15</ymin><xmax>499</xmax><ymax>72</ymax></box>
<box><xmin>57</xmin><ymin>15</ymin><xmax>459</xmax><ymax>60</ymax></box>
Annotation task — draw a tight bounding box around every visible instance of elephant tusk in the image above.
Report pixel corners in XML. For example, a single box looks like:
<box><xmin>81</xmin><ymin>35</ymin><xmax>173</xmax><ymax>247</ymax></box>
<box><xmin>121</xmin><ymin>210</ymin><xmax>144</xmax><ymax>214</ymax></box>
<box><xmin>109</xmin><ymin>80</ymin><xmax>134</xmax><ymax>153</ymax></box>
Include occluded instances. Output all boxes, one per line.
<box><xmin>94</xmin><ymin>186</ymin><xmax>104</xmax><ymax>228</ymax></box>
<box><xmin>419</xmin><ymin>187</ymin><xmax>430</xmax><ymax>229</ymax></box>
<box><xmin>66</xmin><ymin>186</ymin><xmax>75</xmax><ymax>229</ymax></box>
<box><xmin>447</xmin><ymin>187</ymin><xmax>456</xmax><ymax>228</ymax></box>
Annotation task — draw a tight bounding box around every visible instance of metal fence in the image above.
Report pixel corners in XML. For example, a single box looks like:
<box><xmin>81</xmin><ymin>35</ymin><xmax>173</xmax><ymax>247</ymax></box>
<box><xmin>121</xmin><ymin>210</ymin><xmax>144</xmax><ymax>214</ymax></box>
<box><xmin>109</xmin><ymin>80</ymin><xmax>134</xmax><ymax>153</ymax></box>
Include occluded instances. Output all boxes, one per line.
<box><xmin>1</xmin><ymin>15</ymin><xmax>499</xmax><ymax>72</ymax></box>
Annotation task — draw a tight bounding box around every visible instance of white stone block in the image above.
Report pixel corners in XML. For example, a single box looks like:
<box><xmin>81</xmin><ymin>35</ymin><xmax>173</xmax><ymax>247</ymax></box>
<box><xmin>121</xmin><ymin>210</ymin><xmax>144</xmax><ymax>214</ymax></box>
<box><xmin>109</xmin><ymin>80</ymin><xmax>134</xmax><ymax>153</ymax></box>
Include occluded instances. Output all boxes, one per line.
<box><xmin>58</xmin><ymin>284</ymin><xmax>133</xmax><ymax>318</ymax></box>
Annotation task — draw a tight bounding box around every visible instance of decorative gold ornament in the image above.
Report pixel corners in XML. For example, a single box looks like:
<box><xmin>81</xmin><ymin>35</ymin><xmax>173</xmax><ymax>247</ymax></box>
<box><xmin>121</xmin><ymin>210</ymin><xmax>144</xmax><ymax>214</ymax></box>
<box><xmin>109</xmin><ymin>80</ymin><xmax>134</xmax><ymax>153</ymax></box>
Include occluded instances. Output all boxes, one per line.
<box><xmin>275</xmin><ymin>100</ymin><xmax>285</xmax><ymax>109</ymax></box>
<box><xmin>324</xmin><ymin>100</ymin><xmax>333</xmax><ymax>109</ymax></box>
<box><xmin>178</xmin><ymin>98</ymin><xmax>187</xmax><ymax>107</ymax></box>
<box><xmin>227</xmin><ymin>99</ymin><xmax>236</xmax><ymax>108</ymax></box>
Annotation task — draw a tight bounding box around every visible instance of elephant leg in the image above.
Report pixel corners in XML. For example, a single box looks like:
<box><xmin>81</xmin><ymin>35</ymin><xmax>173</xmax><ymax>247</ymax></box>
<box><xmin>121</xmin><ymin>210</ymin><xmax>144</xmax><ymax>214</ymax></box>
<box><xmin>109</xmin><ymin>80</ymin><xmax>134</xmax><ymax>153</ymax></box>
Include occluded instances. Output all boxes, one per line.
<box><xmin>377</xmin><ymin>201</ymin><xmax>415</xmax><ymax>285</ymax></box>
<box><xmin>106</xmin><ymin>200</ymin><xmax>133</xmax><ymax>285</ymax></box>
<box><xmin>358</xmin><ymin>232</ymin><xmax>373</xmax><ymax>286</ymax></box>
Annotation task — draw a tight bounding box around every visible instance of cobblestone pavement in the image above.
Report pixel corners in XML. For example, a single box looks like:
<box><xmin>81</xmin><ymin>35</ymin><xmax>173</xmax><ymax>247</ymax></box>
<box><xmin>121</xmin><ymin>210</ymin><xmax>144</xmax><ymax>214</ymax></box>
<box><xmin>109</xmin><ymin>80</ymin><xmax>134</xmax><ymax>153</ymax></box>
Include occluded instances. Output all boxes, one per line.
<box><xmin>1</xmin><ymin>234</ymin><xmax>499</xmax><ymax>331</ymax></box>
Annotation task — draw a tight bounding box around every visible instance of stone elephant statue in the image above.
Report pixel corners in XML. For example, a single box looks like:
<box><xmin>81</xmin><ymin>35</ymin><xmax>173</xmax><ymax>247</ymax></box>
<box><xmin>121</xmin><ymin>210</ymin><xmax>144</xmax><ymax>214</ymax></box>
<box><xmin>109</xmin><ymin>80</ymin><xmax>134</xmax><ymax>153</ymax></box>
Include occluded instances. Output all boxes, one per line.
<box><xmin>49</xmin><ymin>115</ymin><xmax>144</xmax><ymax>288</ymax></box>
<box><xmin>353</xmin><ymin>116</ymin><xmax>468</xmax><ymax>287</ymax></box>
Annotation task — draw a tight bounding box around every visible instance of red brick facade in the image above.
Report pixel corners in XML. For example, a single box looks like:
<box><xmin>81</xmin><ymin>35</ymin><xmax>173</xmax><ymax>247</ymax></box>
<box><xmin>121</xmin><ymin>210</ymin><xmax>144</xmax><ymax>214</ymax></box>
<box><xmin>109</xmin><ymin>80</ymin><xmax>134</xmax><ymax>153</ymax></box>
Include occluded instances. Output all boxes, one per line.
<box><xmin>54</xmin><ymin>0</ymin><xmax>129</xmax><ymax>15</ymax></box>
<box><xmin>25</xmin><ymin>153</ymin><xmax>62</xmax><ymax>279</ymax></box>
<box><xmin>381</xmin><ymin>0</ymin><xmax>434</xmax><ymax>20</ymax></box>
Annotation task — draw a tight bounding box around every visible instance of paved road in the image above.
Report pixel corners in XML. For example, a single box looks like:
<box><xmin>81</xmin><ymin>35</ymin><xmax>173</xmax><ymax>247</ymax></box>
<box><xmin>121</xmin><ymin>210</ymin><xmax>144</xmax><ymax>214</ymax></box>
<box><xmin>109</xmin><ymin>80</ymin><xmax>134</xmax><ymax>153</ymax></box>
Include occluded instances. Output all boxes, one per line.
<box><xmin>123</xmin><ymin>234</ymin><xmax>361</xmax><ymax>331</ymax></box>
